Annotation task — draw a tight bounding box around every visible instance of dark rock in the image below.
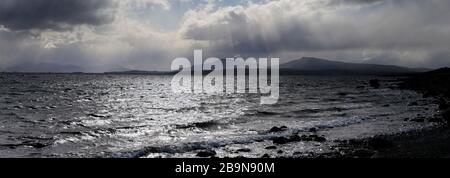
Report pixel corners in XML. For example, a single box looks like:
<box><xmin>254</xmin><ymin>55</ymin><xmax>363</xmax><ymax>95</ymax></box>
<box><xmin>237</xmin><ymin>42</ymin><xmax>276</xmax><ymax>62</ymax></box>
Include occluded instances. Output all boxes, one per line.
<box><xmin>273</xmin><ymin>137</ymin><xmax>290</xmax><ymax>144</ymax></box>
<box><xmin>368</xmin><ymin>138</ymin><xmax>393</xmax><ymax>150</ymax></box>
<box><xmin>382</xmin><ymin>104</ymin><xmax>390</xmax><ymax>107</ymax></box>
<box><xmin>277</xmin><ymin>150</ymin><xmax>284</xmax><ymax>154</ymax></box>
<box><xmin>236</xmin><ymin>148</ymin><xmax>251</xmax><ymax>153</ymax></box>
<box><xmin>289</xmin><ymin>134</ymin><xmax>302</xmax><ymax>142</ymax></box>
<box><xmin>300</xmin><ymin>135</ymin><xmax>311</xmax><ymax>141</ymax></box>
<box><xmin>255</xmin><ymin>139</ymin><xmax>264</xmax><ymax>142</ymax></box>
<box><xmin>309</xmin><ymin>128</ymin><xmax>318</xmax><ymax>132</ymax></box>
<box><xmin>265</xmin><ymin>146</ymin><xmax>277</xmax><ymax>150</ymax></box>
<box><xmin>408</xmin><ymin>102</ymin><xmax>419</xmax><ymax>106</ymax></box>
<box><xmin>269</xmin><ymin>126</ymin><xmax>288</xmax><ymax>133</ymax></box>
<box><xmin>261</xmin><ymin>154</ymin><xmax>270</xmax><ymax>158</ymax></box>
<box><xmin>273</xmin><ymin>134</ymin><xmax>326</xmax><ymax>144</ymax></box>
<box><xmin>196</xmin><ymin>149</ymin><xmax>217</xmax><ymax>157</ymax></box>
<box><xmin>369</xmin><ymin>79</ymin><xmax>380</xmax><ymax>88</ymax></box>
<box><xmin>273</xmin><ymin>134</ymin><xmax>302</xmax><ymax>144</ymax></box>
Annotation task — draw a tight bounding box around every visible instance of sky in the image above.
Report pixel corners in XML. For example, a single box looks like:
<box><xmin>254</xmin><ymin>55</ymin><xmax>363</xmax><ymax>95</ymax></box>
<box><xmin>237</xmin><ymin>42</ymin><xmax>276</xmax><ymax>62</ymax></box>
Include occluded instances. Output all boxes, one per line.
<box><xmin>0</xmin><ymin>0</ymin><xmax>449</xmax><ymax>72</ymax></box>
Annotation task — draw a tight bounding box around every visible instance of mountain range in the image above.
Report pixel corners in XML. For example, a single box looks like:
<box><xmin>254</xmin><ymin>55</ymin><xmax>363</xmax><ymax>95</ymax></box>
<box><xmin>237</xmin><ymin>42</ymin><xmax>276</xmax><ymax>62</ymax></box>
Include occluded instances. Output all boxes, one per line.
<box><xmin>278</xmin><ymin>57</ymin><xmax>428</xmax><ymax>75</ymax></box>
<box><xmin>1</xmin><ymin>57</ymin><xmax>430</xmax><ymax>75</ymax></box>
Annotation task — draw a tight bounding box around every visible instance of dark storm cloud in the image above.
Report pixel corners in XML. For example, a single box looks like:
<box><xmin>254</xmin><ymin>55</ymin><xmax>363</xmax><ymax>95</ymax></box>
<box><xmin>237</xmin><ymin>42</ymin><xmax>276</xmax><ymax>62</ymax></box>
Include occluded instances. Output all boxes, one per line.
<box><xmin>0</xmin><ymin>0</ymin><xmax>116</xmax><ymax>31</ymax></box>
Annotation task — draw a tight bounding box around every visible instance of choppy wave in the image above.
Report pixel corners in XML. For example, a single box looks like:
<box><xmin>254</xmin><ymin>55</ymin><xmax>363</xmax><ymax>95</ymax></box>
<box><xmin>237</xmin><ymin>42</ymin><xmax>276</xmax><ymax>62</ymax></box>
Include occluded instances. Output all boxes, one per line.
<box><xmin>0</xmin><ymin>74</ymin><xmax>439</xmax><ymax>157</ymax></box>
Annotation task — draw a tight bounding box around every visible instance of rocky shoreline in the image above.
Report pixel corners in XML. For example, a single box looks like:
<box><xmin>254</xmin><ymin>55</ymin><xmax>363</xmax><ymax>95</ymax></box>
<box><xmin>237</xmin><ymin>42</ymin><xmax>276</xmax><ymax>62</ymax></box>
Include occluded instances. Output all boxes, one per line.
<box><xmin>309</xmin><ymin>68</ymin><xmax>450</xmax><ymax>158</ymax></box>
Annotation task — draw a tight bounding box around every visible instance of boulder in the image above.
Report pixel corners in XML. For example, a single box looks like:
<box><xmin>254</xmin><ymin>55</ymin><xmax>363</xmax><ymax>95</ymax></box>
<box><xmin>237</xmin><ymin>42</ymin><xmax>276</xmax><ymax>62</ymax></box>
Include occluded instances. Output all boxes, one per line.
<box><xmin>273</xmin><ymin>137</ymin><xmax>290</xmax><ymax>144</ymax></box>
<box><xmin>196</xmin><ymin>149</ymin><xmax>217</xmax><ymax>157</ymax></box>
<box><xmin>269</xmin><ymin>126</ymin><xmax>288</xmax><ymax>133</ymax></box>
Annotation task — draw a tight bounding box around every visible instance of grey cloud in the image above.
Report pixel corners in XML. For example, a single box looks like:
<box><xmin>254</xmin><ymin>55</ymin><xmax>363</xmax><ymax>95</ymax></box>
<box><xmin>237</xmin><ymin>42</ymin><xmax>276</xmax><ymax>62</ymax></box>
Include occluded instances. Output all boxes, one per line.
<box><xmin>2</xmin><ymin>0</ymin><xmax>450</xmax><ymax>72</ymax></box>
<box><xmin>0</xmin><ymin>0</ymin><xmax>116</xmax><ymax>31</ymax></box>
<box><xmin>181</xmin><ymin>0</ymin><xmax>450</xmax><ymax>68</ymax></box>
<box><xmin>343</xmin><ymin>0</ymin><xmax>384</xmax><ymax>4</ymax></box>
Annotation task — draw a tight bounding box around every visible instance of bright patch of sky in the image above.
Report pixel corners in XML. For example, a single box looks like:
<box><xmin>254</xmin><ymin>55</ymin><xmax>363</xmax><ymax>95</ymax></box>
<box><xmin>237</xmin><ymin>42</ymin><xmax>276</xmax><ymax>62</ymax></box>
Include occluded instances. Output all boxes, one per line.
<box><xmin>137</xmin><ymin>0</ymin><xmax>267</xmax><ymax>31</ymax></box>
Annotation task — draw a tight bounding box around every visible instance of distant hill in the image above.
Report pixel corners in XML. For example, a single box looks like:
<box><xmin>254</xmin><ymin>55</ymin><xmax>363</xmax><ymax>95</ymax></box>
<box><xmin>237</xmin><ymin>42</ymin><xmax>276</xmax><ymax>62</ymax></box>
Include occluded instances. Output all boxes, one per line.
<box><xmin>0</xmin><ymin>57</ymin><xmax>431</xmax><ymax>75</ymax></box>
<box><xmin>92</xmin><ymin>57</ymin><xmax>431</xmax><ymax>75</ymax></box>
<box><xmin>104</xmin><ymin>70</ymin><xmax>177</xmax><ymax>75</ymax></box>
<box><xmin>279</xmin><ymin>57</ymin><xmax>428</xmax><ymax>75</ymax></box>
